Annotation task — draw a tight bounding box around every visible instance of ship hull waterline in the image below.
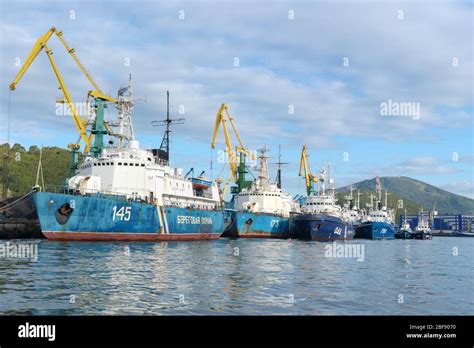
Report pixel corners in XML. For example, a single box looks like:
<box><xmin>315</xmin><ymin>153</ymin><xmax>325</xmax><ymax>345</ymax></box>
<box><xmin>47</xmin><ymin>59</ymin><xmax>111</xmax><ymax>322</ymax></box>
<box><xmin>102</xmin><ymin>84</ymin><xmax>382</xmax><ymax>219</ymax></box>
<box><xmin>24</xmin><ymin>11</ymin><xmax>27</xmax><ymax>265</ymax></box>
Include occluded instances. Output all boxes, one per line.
<box><xmin>354</xmin><ymin>221</ymin><xmax>395</xmax><ymax>240</ymax></box>
<box><xmin>290</xmin><ymin>214</ymin><xmax>355</xmax><ymax>241</ymax></box>
<box><xmin>223</xmin><ymin>211</ymin><xmax>290</xmax><ymax>239</ymax></box>
<box><xmin>33</xmin><ymin>192</ymin><xmax>228</xmax><ymax>242</ymax></box>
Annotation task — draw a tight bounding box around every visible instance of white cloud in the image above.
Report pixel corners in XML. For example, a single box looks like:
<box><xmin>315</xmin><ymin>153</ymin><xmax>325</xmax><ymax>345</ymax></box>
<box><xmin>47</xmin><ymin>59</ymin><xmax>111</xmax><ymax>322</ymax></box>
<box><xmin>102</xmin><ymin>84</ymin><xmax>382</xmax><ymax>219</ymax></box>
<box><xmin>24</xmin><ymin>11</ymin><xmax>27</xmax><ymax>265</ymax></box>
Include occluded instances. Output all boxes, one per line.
<box><xmin>0</xmin><ymin>1</ymin><xmax>471</xmax><ymax>197</ymax></box>
<box><xmin>441</xmin><ymin>180</ymin><xmax>474</xmax><ymax>199</ymax></box>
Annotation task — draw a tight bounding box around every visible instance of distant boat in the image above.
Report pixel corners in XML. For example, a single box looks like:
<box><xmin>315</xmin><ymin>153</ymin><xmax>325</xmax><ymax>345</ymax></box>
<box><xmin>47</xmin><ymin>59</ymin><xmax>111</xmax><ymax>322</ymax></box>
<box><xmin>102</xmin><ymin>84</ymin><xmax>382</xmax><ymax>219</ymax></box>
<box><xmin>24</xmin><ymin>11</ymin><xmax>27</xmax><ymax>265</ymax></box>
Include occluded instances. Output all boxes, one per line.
<box><xmin>354</xmin><ymin>177</ymin><xmax>395</xmax><ymax>240</ymax></box>
<box><xmin>395</xmin><ymin>213</ymin><xmax>413</xmax><ymax>239</ymax></box>
<box><xmin>342</xmin><ymin>186</ymin><xmax>365</xmax><ymax>229</ymax></box>
<box><xmin>413</xmin><ymin>209</ymin><xmax>433</xmax><ymax>240</ymax></box>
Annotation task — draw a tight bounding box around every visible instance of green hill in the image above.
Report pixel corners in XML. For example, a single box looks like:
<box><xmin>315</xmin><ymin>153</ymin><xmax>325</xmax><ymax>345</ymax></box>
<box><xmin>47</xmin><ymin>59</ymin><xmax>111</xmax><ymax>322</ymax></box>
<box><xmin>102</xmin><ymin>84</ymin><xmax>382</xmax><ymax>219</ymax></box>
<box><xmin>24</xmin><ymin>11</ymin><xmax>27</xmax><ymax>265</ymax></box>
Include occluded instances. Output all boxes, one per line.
<box><xmin>335</xmin><ymin>189</ymin><xmax>421</xmax><ymax>223</ymax></box>
<box><xmin>0</xmin><ymin>143</ymin><xmax>71</xmax><ymax>197</ymax></box>
<box><xmin>337</xmin><ymin>176</ymin><xmax>474</xmax><ymax>215</ymax></box>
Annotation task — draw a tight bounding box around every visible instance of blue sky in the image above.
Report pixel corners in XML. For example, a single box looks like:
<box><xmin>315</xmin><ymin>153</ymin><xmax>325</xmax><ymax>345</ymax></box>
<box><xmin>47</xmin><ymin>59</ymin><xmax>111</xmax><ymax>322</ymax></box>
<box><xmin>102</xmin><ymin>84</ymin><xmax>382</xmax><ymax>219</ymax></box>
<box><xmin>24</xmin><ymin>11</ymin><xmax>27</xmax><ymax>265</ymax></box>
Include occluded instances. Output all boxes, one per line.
<box><xmin>0</xmin><ymin>0</ymin><xmax>473</xmax><ymax>198</ymax></box>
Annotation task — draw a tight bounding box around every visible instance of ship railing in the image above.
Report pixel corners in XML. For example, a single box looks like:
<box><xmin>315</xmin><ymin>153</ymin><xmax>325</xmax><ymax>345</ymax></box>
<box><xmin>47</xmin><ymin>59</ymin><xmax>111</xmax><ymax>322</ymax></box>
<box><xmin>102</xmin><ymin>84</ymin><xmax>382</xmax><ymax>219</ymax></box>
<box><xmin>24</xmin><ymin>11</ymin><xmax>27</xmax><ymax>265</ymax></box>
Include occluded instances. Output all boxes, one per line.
<box><xmin>42</xmin><ymin>185</ymin><xmax>143</xmax><ymax>202</ymax></box>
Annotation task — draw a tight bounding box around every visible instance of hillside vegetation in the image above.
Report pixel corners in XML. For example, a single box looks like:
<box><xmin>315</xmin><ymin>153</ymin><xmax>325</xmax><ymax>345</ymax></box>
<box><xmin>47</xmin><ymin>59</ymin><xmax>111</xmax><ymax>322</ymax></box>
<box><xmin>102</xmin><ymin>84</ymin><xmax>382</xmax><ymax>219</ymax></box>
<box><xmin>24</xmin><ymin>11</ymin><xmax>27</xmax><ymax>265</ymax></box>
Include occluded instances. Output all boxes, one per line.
<box><xmin>0</xmin><ymin>143</ymin><xmax>70</xmax><ymax>197</ymax></box>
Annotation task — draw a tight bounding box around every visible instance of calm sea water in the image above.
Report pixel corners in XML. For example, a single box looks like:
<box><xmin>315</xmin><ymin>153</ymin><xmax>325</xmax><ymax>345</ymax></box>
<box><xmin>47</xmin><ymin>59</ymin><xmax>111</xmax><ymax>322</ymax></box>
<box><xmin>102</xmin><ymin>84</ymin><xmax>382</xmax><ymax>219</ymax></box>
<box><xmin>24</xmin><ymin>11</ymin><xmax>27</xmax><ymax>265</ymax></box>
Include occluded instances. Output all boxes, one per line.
<box><xmin>0</xmin><ymin>237</ymin><xmax>472</xmax><ymax>315</ymax></box>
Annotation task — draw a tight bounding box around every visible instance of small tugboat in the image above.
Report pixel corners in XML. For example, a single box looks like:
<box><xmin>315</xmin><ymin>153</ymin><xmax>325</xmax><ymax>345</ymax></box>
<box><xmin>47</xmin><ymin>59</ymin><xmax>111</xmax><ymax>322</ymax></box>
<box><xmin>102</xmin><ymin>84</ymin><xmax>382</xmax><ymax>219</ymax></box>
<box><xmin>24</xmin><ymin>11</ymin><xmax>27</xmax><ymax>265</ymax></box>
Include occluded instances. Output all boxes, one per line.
<box><xmin>290</xmin><ymin>145</ymin><xmax>354</xmax><ymax>241</ymax></box>
<box><xmin>413</xmin><ymin>209</ymin><xmax>433</xmax><ymax>240</ymax></box>
<box><xmin>395</xmin><ymin>210</ymin><xmax>414</xmax><ymax>239</ymax></box>
<box><xmin>354</xmin><ymin>177</ymin><xmax>395</xmax><ymax>240</ymax></box>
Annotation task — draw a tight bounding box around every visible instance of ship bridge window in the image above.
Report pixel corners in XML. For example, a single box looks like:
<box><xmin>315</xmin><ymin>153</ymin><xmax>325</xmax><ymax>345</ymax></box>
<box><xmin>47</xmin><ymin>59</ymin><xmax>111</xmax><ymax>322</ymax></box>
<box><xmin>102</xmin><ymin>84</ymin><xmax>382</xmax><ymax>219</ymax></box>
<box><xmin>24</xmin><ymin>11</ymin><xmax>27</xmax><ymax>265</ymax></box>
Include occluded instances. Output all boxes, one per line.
<box><xmin>135</xmin><ymin>163</ymin><xmax>139</xmax><ymax>167</ymax></box>
<box><xmin>141</xmin><ymin>164</ymin><xmax>145</xmax><ymax>167</ymax></box>
<box><xmin>118</xmin><ymin>162</ymin><xmax>122</xmax><ymax>165</ymax></box>
<box><xmin>124</xmin><ymin>163</ymin><xmax>128</xmax><ymax>166</ymax></box>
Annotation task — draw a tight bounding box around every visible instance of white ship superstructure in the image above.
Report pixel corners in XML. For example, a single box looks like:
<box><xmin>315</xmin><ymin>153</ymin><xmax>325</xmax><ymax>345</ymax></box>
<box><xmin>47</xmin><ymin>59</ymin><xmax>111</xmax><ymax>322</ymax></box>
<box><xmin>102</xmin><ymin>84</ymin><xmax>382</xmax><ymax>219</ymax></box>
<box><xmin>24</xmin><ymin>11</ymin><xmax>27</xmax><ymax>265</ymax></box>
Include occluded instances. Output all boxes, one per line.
<box><xmin>414</xmin><ymin>209</ymin><xmax>431</xmax><ymax>233</ymax></box>
<box><xmin>233</xmin><ymin>146</ymin><xmax>297</xmax><ymax>217</ymax></box>
<box><xmin>342</xmin><ymin>186</ymin><xmax>364</xmax><ymax>224</ymax></box>
<box><xmin>300</xmin><ymin>164</ymin><xmax>343</xmax><ymax>217</ymax></box>
<box><xmin>67</xmin><ymin>77</ymin><xmax>221</xmax><ymax>211</ymax></box>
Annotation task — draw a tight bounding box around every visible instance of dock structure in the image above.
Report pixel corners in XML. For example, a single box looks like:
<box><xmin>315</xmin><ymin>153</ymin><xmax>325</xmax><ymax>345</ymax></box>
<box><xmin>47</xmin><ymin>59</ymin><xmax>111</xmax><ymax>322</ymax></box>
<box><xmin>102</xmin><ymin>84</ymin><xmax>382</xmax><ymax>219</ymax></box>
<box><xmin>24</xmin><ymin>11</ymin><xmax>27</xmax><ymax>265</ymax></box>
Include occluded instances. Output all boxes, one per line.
<box><xmin>0</xmin><ymin>218</ymin><xmax>42</xmax><ymax>239</ymax></box>
<box><xmin>399</xmin><ymin>214</ymin><xmax>474</xmax><ymax>236</ymax></box>
<box><xmin>0</xmin><ymin>194</ymin><xmax>43</xmax><ymax>239</ymax></box>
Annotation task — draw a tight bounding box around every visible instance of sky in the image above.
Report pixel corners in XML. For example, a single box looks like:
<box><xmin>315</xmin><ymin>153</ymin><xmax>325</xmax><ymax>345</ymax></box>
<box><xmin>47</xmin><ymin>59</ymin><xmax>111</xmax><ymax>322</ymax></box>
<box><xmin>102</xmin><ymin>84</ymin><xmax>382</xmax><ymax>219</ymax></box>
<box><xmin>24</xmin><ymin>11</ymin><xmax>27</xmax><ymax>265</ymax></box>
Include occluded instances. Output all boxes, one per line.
<box><xmin>0</xmin><ymin>0</ymin><xmax>473</xmax><ymax>198</ymax></box>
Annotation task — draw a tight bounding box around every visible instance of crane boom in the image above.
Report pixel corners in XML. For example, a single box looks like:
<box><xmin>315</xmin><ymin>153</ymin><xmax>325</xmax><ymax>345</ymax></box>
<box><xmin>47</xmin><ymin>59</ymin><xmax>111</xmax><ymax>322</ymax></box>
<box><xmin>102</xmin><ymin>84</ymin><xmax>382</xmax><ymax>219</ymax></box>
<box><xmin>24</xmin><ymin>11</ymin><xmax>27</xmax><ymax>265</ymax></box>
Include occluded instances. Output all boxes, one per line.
<box><xmin>299</xmin><ymin>145</ymin><xmax>317</xmax><ymax>195</ymax></box>
<box><xmin>211</xmin><ymin>103</ymin><xmax>255</xmax><ymax>197</ymax></box>
<box><xmin>9</xmin><ymin>28</ymin><xmax>55</xmax><ymax>91</ymax></box>
<box><xmin>54</xmin><ymin>30</ymin><xmax>102</xmax><ymax>94</ymax></box>
<box><xmin>9</xmin><ymin>26</ymin><xmax>116</xmax><ymax>156</ymax></box>
<box><xmin>42</xmin><ymin>45</ymin><xmax>89</xmax><ymax>149</ymax></box>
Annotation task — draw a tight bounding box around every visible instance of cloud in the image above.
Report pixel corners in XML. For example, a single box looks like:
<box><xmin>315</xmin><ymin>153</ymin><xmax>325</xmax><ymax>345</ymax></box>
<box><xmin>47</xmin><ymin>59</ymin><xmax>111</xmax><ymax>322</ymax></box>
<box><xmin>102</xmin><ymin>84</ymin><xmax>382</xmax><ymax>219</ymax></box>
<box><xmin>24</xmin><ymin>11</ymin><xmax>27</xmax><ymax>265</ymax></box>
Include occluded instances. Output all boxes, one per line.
<box><xmin>389</xmin><ymin>157</ymin><xmax>462</xmax><ymax>175</ymax></box>
<box><xmin>1</xmin><ymin>1</ymin><xmax>472</xmax><ymax>148</ymax></box>
<box><xmin>0</xmin><ymin>1</ymin><xmax>471</xmax><ymax>198</ymax></box>
<box><xmin>440</xmin><ymin>181</ymin><xmax>474</xmax><ymax>199</ymax></box>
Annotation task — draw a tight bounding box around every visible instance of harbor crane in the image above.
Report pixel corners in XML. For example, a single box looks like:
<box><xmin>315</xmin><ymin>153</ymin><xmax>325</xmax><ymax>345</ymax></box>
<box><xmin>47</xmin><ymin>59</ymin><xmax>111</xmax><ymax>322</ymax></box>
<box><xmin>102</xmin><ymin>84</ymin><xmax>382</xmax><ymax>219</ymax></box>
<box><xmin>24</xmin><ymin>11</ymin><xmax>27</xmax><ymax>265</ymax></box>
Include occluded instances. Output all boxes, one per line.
<box><xmin>211</xmin><ymin>103</ymin><xmax>255</xmax><ymax>197</ymax></box>
<box><xmin>299</xmin><ymin>145</ymin><xmax>318</xmax><ymax>196</ymax></box>
<box><xmin>9</xmin><ymin>26</ymin><xmax>117</xmax><ymax>172</ymax></box>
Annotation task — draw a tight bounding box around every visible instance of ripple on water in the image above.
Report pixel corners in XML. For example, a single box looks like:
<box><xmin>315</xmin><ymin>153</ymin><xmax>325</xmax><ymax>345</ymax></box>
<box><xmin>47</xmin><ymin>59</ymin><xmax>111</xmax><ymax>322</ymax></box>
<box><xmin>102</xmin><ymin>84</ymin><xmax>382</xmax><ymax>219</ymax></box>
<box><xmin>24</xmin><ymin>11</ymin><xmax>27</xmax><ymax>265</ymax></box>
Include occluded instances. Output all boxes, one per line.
<box><xmin>0</xmin><ymin>238</ymin><xmax>472</xmax><ymax>315</ymax></box>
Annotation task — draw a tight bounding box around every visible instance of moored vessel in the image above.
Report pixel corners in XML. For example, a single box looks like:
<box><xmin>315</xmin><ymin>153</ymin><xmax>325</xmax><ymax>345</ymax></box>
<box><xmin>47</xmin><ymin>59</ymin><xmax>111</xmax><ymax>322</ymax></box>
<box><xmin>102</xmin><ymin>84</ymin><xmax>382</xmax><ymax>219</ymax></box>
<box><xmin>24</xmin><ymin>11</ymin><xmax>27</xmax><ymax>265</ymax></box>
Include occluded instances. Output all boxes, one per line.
<box><xmin>354</xmin><ymin>177</ymin><xmax>395</xmax><ymax>240</ymax></box>
<box><xmin>290</xmin><ymin>146</ymin><xmax>354</xmax><ymax>241</ymax></box>
<box><xmin>227</xmin><ymin>146</ymin><xmax>297</xmax><ymax>238</ymax></box>
<box><xmin>413</xmin><ymin>209</ymin><xmax>433</xmax><ymax>240</ymax></box>
<box><xmin>32</xmin><ymin>78</ymin><xmax>228</xmax><ymax>241</ymax></box>
<box><xmin>395</xmin><ymin>210</ymin><xmax>414</xmax><ymax>239</ymax></box>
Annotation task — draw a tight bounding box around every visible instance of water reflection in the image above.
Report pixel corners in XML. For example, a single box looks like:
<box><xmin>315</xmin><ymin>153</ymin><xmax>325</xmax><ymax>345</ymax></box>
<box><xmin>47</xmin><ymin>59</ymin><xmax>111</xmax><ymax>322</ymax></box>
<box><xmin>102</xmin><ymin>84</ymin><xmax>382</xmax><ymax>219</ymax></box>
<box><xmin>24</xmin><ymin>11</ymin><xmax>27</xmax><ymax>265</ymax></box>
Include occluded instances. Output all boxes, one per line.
<box><xmin>0</xmin><ymin>237</ymin><xmax>472</xmax><ymax>315</ymax></box>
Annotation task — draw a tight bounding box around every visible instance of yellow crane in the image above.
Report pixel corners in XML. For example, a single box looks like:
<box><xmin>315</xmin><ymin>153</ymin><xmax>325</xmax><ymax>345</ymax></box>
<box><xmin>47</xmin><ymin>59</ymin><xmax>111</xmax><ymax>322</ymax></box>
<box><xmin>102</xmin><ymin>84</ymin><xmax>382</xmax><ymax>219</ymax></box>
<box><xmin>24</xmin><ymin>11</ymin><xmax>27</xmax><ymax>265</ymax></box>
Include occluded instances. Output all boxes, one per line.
<box><xmin>9</xmin><ymin>27</ymin><xmax>116</xmax><ymax>158</ymax></box>
<box><xmin>211</xmin><ymin>103</ymin><xmax>255</xmax><ymax>197</ymax></box>
<box><xmin>299</xmin><ymin>145</ymin><xmax>318</xmax><ymax>195</ymax></box>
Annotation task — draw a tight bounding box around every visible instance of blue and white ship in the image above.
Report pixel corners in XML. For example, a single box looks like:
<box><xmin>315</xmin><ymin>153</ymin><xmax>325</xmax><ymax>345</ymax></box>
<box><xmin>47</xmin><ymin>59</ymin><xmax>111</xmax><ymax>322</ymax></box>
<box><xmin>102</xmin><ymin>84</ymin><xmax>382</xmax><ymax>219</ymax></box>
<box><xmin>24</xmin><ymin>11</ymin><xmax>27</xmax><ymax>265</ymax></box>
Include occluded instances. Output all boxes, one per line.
<box><xmin>226</xmin><ymin>146</ymin><xmax>298</xmax><ymax>238</ymax></box>
<box><xmin>32</xmin><ymin>79</ymin><xmax>228</xmax><ymax>241</ymax></box>
<box><xmin>354</xmin><ymin>177</ymin><xmax>395</xmax><ymax>240</ymax></box>
<box><xmin>290</xmin><ymin>147</ymin><xmax>354</xmax><ymax>241</ymax></box>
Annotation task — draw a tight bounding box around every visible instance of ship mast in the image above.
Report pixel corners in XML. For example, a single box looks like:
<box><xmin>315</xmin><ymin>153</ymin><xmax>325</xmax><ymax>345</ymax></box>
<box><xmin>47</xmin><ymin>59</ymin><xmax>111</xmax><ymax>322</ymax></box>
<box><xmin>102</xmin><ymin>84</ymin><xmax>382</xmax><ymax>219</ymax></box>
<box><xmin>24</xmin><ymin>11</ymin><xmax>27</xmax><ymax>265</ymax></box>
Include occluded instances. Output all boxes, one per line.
<box><xmin>375</xmin><ymin>176</ymin><xmax>382</xmax><ymax>209</ymax></box>
<box><xmin>114</xmin><ymin>74</ymin><xmax>136</xmax><ymax>147</ymax></box>
<box><xmin>257</xmin><ymin>145</ymin><xmax>270</xmax><ymax>189</ymax></box>
<box><xmin>319</xmin><ymin>166</ymin><xmax>326</xmax><ymax>195</ymax></box>
<box><xmin>152</xmin><ymin>91</ymin><xmax>185</xmax><ymax>164</ymax></box>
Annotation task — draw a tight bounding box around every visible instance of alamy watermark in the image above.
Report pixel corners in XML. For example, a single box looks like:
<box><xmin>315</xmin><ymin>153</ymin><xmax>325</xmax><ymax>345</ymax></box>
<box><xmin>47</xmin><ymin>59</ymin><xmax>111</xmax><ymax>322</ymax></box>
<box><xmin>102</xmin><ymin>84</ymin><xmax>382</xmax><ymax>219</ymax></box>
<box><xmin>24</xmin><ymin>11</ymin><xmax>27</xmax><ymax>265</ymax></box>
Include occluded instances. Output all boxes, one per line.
<box><xmin>0</xmin><ymin>242</ymin><xmax>38</xmax><ymax>262</ymax></box>
<box><xmin>55</xmin><ymin>102</ymin><xmax>92</xmax><ymax>117</ymax></box>
<box><xmin>324</xmin><ymin>242</ymin><xmax>365</xmax><ymax>262</ymax></box>
<box><xmin>380</xmin><ymin>99</ymin><xmax>420</xmax><ymax>120</ymax></box>
<box><xmin>216</xmin><ymin>149</ymin><xmax>258</xmax><ymax>167</ymax></box>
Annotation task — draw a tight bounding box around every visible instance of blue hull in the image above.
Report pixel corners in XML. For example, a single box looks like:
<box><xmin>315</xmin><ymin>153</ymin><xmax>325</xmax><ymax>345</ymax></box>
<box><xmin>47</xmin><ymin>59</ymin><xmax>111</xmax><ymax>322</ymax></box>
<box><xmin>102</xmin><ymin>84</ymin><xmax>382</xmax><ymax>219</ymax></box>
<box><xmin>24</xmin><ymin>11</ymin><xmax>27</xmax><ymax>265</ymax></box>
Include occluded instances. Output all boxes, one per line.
<box><xmin>32</xmin><ymin>192</ymin><xmax>228</xmax><ymax>241</ymax></box>
<box><xmin>354</xmin><ymin>221</ymin><xmax>395</xmax><ymax>240</ymax></box>
<box><xmin>224</xmin><ymin>211</ymin><xmax>289</xmax><ymax>238</ymax></box>
<box><xmin>290</xmin><ymin>214</ymin><xmax>354</xmax><ymax>241</ymax></box>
